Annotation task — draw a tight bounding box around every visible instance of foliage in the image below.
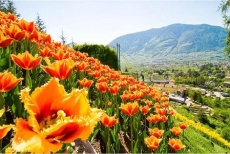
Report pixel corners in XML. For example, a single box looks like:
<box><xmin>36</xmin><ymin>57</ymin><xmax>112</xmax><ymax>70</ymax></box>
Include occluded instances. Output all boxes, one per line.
<box><xmin>59</xmin><ymin>29</ymin><xmax>67</xmax><ymax>44</ymax></box>
<box><xmin>73</xmin><ymin>44</ymin><xmax>118</xmax><ymax>70</ymax></box>
<box><xmin>221</xmin><ymin>126</ymin><xmax>230</xmax><ymax>141</ymax></box>
<box><xmin>220</xmin><ymin>0</ymin><xmax>230</xmax><ymax>54</ymax></box>
<box><xmin>0</xmin><ymin>0</ymin><xmax>19</xmax><ymax>17</ymax></box>
<box><xmin>35</xmin><ymin>13</ymin><xmax>46</xmax><ymax>33</ymax></box>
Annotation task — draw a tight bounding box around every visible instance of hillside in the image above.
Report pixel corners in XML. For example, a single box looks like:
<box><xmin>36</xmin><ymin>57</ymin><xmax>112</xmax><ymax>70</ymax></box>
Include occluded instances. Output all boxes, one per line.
<box><xmin>109</xmin><ymin>24</ymin><xmax>228</xmax><ymax>66</ymax></box>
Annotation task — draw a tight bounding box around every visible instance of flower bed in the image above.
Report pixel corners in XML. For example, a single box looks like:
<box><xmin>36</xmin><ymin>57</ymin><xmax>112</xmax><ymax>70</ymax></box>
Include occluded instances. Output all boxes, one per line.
<box><xmin>1</xmin><ymin>11</ymin><xmax>229</xmax><ymax>153</ymax></box>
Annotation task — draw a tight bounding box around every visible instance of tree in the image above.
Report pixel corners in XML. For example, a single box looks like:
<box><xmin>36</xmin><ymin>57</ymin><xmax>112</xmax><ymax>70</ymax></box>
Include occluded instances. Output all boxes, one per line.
<box><xmin>71</xmin><ymin>38</ymin><xmax>75</xmax><ymax>48</ymax></box>
<box><xmin>220</xmin><ymin>0</ymin><xmax>230</xmax><ymax>54</ymax></box>
<box><xmin>73</xmin><ymin>44</ymin><xmax>118</xmax><ymax>70</ymax></box>
<box><xmin>59</xmin><ymin>30</ymin><xmax>67</xmax><ymax>45</ymax></box>
<box><xmin>35</xmin><ymin>13</ymin><xmax>46</xmax><ymax>33</ymax></box>
<box><xmin>0</xmin><ymin>0</ymin><xmax>6</xmax><ymax>12</ymax></box>
<box><xmin>3</xmin><ymin>0</ymin><xmax>20</xmax><ymax>17</ymax></box>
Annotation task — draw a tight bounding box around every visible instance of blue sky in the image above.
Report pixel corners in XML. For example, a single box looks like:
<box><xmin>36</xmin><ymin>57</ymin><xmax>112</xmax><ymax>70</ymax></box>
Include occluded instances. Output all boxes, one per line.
<box><xmin>15</xmin><ymin>0</ymin><xmax>223</xmax><ymax>45</ymax></box>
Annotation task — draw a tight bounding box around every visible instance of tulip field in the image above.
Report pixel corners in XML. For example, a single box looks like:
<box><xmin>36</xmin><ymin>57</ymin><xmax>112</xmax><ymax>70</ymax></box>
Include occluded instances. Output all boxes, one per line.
<box><xmin>0</xmin><ymin>11</ymin><xmax>230</xmax><ymax>153</ymax></box>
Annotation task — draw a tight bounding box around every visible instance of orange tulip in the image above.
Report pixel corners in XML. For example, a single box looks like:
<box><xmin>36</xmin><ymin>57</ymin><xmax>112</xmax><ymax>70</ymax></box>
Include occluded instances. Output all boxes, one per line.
<box><xmin>39</xmin><ymin>46</ymin><xmax>52</xmax><ymax>57</ymax></box>
<box><xmin>101</xmin><ymin>114</ymin><xmax>118</xmax><ymax>127</ymax></box>
<box><xmin>109</xmin><ymin>84</ymin><xmax>120</xmax><ymax>95</ymax></box>
<box><xmin>76</xmin><ymin>61</ymin><xmax>88</xmax><ymax>71</ymax></box>
<box><xmin>29</xmin><ymin>29</ymin><xmax>40</xmax><ymax>43</ymax></box>
<box><xmin>156</xmin><ymin>108</ymin><xmax>166</xmax><ymax>116</ymax></box>
<box><xmin>178</xmin><ymin>122</ymin><xmax>188</xmax><ymax>130</ymax></box>
<box><xmin>120</xmin><ymin>80</ymin><xmax>128</xmax><ymax>88</ymax></box>
<box><xmin>170</xmin><ymin>127</ymin><xmax>182</xmax><ymax>136</ymax></box>
<box><xmin>167</xmin><ymin>109</ymin><xmax>175</xmax><ymax>116</ymax></box>
<box><xmin>148</xmin><ymin>127</ymin><xmax>164</xmax><ymax>138</ymax></box>
<box><xmin>161</xmin><ymin>96</ymin><xmax>169</xmax><ymax>102</ymax></box>
<box><xmin>95</xmin><ymin>81</ymin><xmax>108</xmax><ymax>93</ymax></box>
<box><xmin>5</xmin><ymin>12</ymin><xmax>17</xmax><ymax>22</ymax></box>
<box><xmin>144</xmin><ymin>136</ymin><xmax>161</xmax><ymax>151</ymax></box>
<box><xmin>159</xmin><ymin>115</ymin><xmax>168</xmax><ymax>123</ymax></box>
<box><xmin>78</xmin><ymin>78</ymin><xmax>93</xmax><ymax>88</ymax></box>
<box><xmin>52</xmin><ymin>49</ymin><xmax>70</xmax><ymax>60</ymax></box>
<box><xmin>139</xmin><ymin>105</ymin><xmax>149</xmax><ymax>115</ymax></box>
<box><xmin>91</xmin><ymin>70</ymin><xmax>101</xmax><ymax>79</ymax></box>
<box><xmin>144</xmin><ymin>100</ymin><xmax>152</xmax><ymax>106</ymax></box>
<box><xmin>11</xmin><ymin>51</ymin><xmax>42</xmax><ymax>70</ymax></box>
<box><xmin>146</xmin><ymin>114</ymin><xmax>160</xmax><ymax>123</ymax></box>
<box><xmin>107</xmin><ymin>101</ymin><xmax>112</xmax><ymax>106</ymax></box>
<box><xmin>41</xmin><ymin>58</ymin><xmax>75</xmax><ymax>80</ymax></box>
<box><xmin>17</xmin><ymin>19</ymin><xmax>35</xmax><ymax>35</ymax></box>
<box><xmin>154</xmin><ymin>102</ymin><xmax>161</xmax><ymax>109</ymax></box>
<box><xmin>120</xmin><ymin>93</ymin><xmax>130</xmax><ymax>101</ymax></box>
<box><xmin>168</xmin><ymin>138</ymin><xmax>185</xmax><ymax>151</ymax></box>
<box><xmin>38</xmin><ymin>33</ymin><xmax>52</xmax><ymax>45</ymax></box>
<box><xmin>12</xmin><ymin>78</ymin><xmax>103</xmax><ymax>152</ymax></box>
<box><xmin>166</xmin><ymin>91</ymin><xmax>170</xmax><ymax>95</ymax></box>
<box><xmin>97</xmin><ymin>76</ymin><xmax>108</xmax><ymax>83</ymax></box>
<box><xmin>0</xmin><ymin>32</ymin><xmax>14</xmax><ymax>48</ymax></box>
<box><xmin>162</xmin><ymin>102</ymin><xmax>169</xmax><ymax>108</ymax></box>
<box><xmin>0</xmin><ymin>71</ymin><xmax>23</xmax><ymax>92</ymax></box>
<box><xmin>4</xmin><ymin>25</ymin><xmax>26</xmax><ymax>41</ymax></box>
<box><xmin>0</xmin><ymin>109</ymin><xmax>14</xmax><ymax>140</ymax></box>
<box><xmin>119</xmin><ymin>102</ymin><xmax>139</xmax><ymax>116</ymax></box>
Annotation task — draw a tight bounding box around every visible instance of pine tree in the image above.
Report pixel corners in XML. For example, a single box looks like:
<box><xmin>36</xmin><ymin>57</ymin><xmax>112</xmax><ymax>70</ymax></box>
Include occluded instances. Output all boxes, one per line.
<box><xmin>4</xmin><ymin>0</ymin><xmax>20</xmax><ymax>17</ymax></box>
<box><xmin>35</xmin><ymin>13</ymin><xmax>46</xmax><ymax>33</ymax></box>
<box><xmin>59</xmin><ymin>30</ymin><xmax>67</xmax><ymax>44</ymax></box>
<box><xmin>0</xmin><ymin>0</ymin><xmax>6</xmax><ymax>12</ymax></box>
<box><xmin>71</xmin><ymin>37</ymin><xmax>75</xmax><ymax>48</ymax></box>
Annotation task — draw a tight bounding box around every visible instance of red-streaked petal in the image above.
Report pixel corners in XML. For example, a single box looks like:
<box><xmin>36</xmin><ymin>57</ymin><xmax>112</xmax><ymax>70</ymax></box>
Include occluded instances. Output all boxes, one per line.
<box><xmin>0</xmin><ymin>125</ymin><xmax>14</xmax><ymax>140</ymax></box>
<box><xmin>12</xmin><ymin>118</ymin><xmax>62</xmax><ymax>153</ymax></box>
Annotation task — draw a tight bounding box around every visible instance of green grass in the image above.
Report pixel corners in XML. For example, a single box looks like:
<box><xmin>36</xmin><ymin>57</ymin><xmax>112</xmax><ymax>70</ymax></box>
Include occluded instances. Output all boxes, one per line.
<box><xmin>172</xmin><ymin>103</ymin><xmax>230</xmax><ymax>153</ymax></box>
<box><xmin>180</xmin><ymin>127</ymin><xmax>230</xmax><ymax>153</ymax></box>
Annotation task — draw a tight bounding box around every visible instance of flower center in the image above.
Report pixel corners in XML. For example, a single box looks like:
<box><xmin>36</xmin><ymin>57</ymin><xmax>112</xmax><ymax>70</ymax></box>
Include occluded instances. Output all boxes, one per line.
<box><xmin>39</xmin><ymin>110</ymin><xmax>67</xmax><ymax>129</ymax></box>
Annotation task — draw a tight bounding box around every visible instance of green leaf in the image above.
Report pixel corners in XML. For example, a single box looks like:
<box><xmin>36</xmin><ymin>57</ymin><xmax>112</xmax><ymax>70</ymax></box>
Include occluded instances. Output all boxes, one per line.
<box><xmin>0</xmin><ymin>58</ymin><xmax>7</xmax><ymax>66</ymax></box>
<box><xmin>133</xmin><ymin>138</ymin><xmax>140</xmax><ymax>153</ymax></box>
<box><xmin>0</xmin><ymin>142</ymin><xmax>12</xmax><ymax>153</ymax></box>
<box><xmin>89</xmin><ymin>128</ymin><xmax>99</xmax><ymax>142</ymax></box>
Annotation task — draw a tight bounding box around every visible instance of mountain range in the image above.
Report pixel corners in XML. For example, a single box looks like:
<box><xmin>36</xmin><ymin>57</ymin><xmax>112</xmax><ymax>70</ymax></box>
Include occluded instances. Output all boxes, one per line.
<box><xmin>108</xmin><ymin>24</ymin><xmax>228</xmax><ymax>66</ymax></box>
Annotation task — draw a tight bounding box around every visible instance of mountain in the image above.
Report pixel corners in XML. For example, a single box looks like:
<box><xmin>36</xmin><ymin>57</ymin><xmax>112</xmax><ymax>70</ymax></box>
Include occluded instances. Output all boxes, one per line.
<box><xmin>109</xmin><ymin>24</ymin><xmax>228</xmax><ymax>66</ymax></box>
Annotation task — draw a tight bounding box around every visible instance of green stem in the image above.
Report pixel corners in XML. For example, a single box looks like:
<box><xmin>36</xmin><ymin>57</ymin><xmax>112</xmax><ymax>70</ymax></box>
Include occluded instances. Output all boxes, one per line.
<box><xmin>79</xmin><ymin>71</ymin><xmax>85</xmax><ymax>80</ymax></box>
<box><xmin>12</xmin><ymin>42</ymin><xmax>17</xmax><ymax>75</ymax></box>
<box><xmin>25</xmin><ymin>70</ymin><xmax>30</xmax><ymax>88</ymax></box>
<box><xmin>130</xmin><ymin>116</ymin><xmax>133</xmax><ymax>153</ymax></box>
<box><xmin>0</xmin><ymin>92</ymin><xmax>3</xmax><ymax>109</ymax></box>
<box><xmin>0</xmin><ymin>92</ymin><xmax>3</xmax><ymax>150</ymax></box>
<box><xmin>144</xmin><ymin>115</ymin><xmax>147</xmax><ymax>135</ymax></box>
<box><xmin>6</xmin><ymin>46</ymin><xmax>11</xmax><ymax>69</ymax></box>
<box><xmin>183</xmin><ymin>130</ymin><xmax>185</xmax><ymax>142</ymax></box>
<box><xmin>114</xmin><ymin>95</ymin><xmax>119</xmax><ymax>116</ymax></box>
<box><xmin>0</xmin><ymin>140</ymin><xmax>2</xmax><ymax>152</ymax></box>
<box><xmin>106</xmin><ymin>127</ymin><xmax>111</xmax><ymax>153</ymax></box>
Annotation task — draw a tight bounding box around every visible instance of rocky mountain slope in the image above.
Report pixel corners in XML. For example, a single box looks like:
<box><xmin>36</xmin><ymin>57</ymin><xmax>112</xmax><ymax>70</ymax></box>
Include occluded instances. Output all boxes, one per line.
<box><xmin>109</xmin><ymin>24</ymin><xmax>228</xmax><ymax>65</ymax></box>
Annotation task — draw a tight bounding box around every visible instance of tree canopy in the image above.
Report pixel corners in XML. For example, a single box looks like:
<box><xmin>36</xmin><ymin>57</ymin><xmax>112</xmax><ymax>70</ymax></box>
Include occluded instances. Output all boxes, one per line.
<box><xmin>0</xmin><ymin>0</ymin><xmax>19</xmax><ymax>17</ymax></box>
<box><xmin>59</xmin><ymin>30</ymin><xmax>67</xmax><ymax>45</ymax></box>
<box><xmin>35</xmin><ymin>13</ymin><xmax>46</xmax><ymax>33</ymax></box>
<box><xmin>73</xmin><ymin>44</ymin><xmax>118</xmax><ymax>70</ymax></box>
<box><xmin>220</xmin><ymin>0</ymin><xmax>230</xmax><ymax>54</ymax></box>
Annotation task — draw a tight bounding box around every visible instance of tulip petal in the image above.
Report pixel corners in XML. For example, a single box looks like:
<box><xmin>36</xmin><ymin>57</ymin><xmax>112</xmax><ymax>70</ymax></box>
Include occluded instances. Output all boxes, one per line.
<box><xmin>61</xmin><ymin>89</ymin><xmax>90</xmax><ymax>116</ymax></box>
<box><xmin>21</xmin><ymin>78</ymin><xmax>64</xmax><ymax>121</ymax></box>
<box><xmin>0</xmin><ymin>125</ymin><xmax>14</xmax><ymax>140</ymax></box>
<box><xmin>12</xmin><ymin>118</ymin><xmax>62</xmax><ymax>153</ymax></box>
<box><xmin>0</xmin><ymin>109</ymin><xmax>4</xmax><ymax>117</ymax></box>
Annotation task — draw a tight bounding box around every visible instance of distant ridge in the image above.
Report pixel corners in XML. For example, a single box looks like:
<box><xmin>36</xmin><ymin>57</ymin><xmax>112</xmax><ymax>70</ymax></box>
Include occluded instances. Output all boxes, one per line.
<box><xmin>109</xmin><ymin>23</ymin><xmax>228</xmax><ymax>65</ymax></box>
